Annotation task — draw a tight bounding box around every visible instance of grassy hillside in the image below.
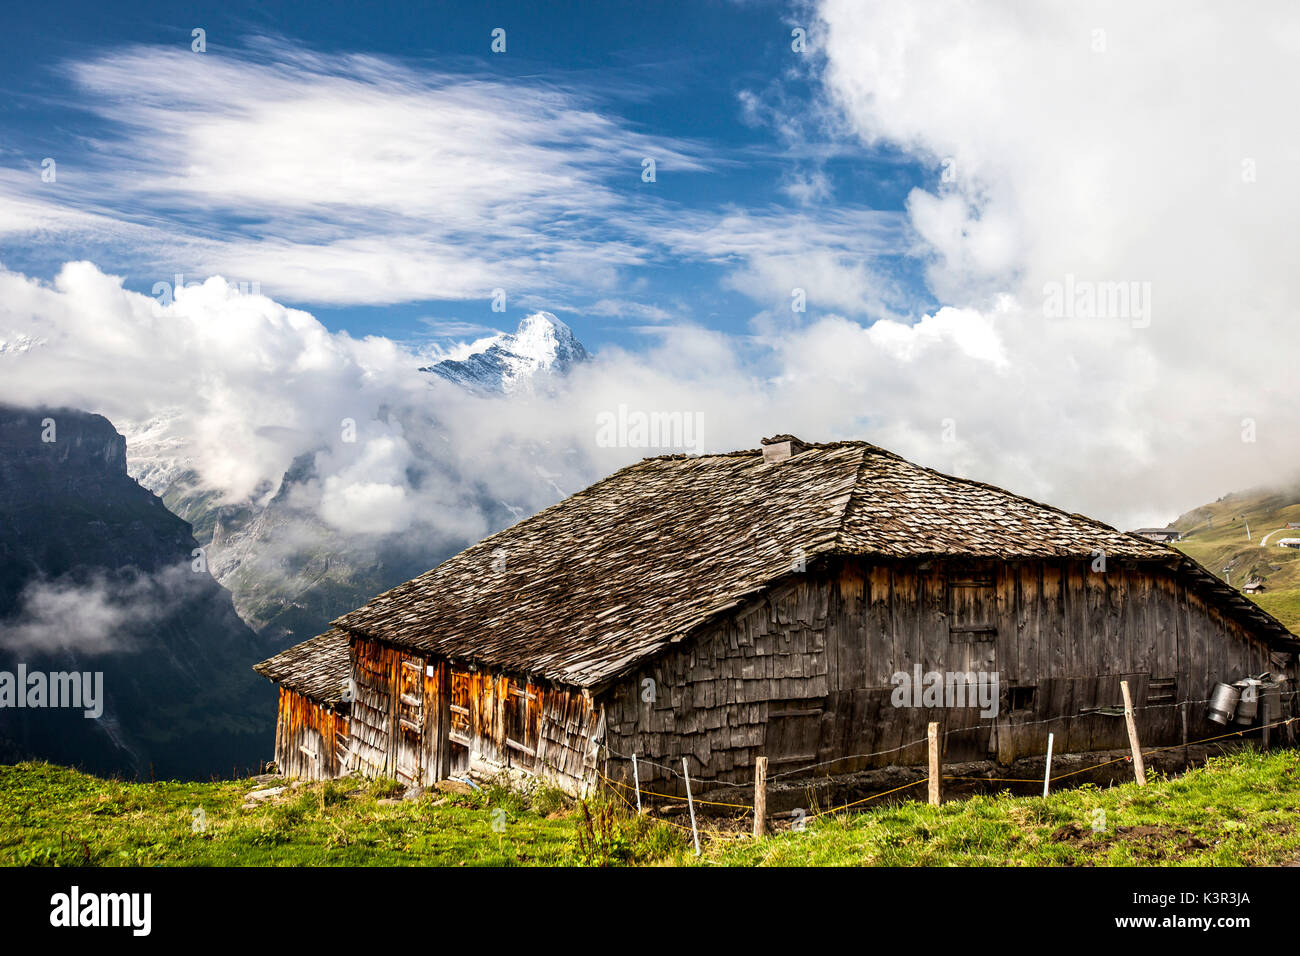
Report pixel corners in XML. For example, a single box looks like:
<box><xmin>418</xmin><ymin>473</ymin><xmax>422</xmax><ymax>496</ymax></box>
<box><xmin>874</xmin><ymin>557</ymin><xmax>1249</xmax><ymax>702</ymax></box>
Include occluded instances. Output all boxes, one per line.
<box><xmin>1168</xmin><ymin>485</ymin><xmax>1300</xmax><ymax>634</ymax></box>
<box><xmin>4</xmin><ymin>749</ymin><xmax>1300</xmax><ymax>866</ymax></box>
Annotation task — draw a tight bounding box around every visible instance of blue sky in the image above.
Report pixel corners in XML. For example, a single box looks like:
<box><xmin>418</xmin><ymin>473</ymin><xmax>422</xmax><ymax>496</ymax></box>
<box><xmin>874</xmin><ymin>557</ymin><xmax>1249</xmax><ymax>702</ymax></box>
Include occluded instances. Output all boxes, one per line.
<box><xmin>0</xmin><ymin>0</ymin><xmax>934</xmax><ymax>353</ymax></box>
<box><xmin>7</xmin><ymin>2</ymin><xmax>1298</xmax><ymax>531</ymax></box>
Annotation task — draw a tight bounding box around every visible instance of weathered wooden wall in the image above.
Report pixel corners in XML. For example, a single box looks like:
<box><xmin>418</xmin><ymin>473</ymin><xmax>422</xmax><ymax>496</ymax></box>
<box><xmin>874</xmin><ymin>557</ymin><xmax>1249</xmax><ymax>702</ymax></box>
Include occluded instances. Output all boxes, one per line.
<box><xmin>349</xmin><ymin>637</ymin><xmax>404</xmax><ymax>778</ymax></box>
<box><xmin>445</xmin><ymin>671</ymin><xmax>603</xmax><ymax>794</ymax></box>
<box><xmin>347</xmin><ymin>635</ymin><xmax>603</xmax><ymax>794</ymax></box>
<box><xmin>273</xmin><ymin>687</ymin><xmax>349</xmax><ymax>780</ymax></box>
<box><xmin>422</xmin><ymin>659</ymin><xmax>447</xmax><ymax>782</ymax></box>
<box><xmin>602</xmin><ymin>557</ymin><xmax>1294</xmax><ymax>793</ymax></box>
<box><xmin>533</xmin><ymin>684</ymin><xmax>603</xmax><ymax>794</ymax></box>
<box><xmin>429</xmin><ymin>667</ymin><xmax>602</xmax><ymax>793</ymax></box>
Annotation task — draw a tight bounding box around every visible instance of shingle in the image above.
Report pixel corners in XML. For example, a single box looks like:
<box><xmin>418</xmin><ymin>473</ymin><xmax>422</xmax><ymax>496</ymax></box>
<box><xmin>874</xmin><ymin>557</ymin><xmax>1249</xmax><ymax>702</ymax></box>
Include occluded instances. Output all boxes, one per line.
<box><xmin>253</xmin><ymin>629</ymin><xmax>351</xmax><ymax>708</ymax></box>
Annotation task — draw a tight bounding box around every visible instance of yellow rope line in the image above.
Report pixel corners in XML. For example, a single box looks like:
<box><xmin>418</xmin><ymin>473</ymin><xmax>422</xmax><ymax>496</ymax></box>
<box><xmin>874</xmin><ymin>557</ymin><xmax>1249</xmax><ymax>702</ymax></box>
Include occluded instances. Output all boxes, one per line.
<box><xmin>944</xmin><ymin>716</ymin><xmax>1300</xmax><ymax>785</ymax></box>
<box><xmin>809</xmin><ymin>777</ymin><xmax>929</xmax><ymax>818</ymax></box>
<box><xmin>593</xmin><ymin>770</ymin><xmax>749</xmax><ymax>843</ymax></box>
<box><xmin>588</xmin><ymin>716</ymin><xmax>1300</xmax><ymax>849</ymax></box>
<box><xmin>602</xmin><ymin>779</ymin><xmax>640</xmax><ymax>813</ymax></box>
<box><xmin>1049</xmin><ymin>754</ymin><xmax>1134</xmax><ymax>782</ymax></box>
<box><xmin>603</xmin><ymin>775</ymin><xmax>753</xmax><ymax>810</ymax></box>
<box><xmin>601</xmin><ymin>767</ymin><xmax>925</xmax><ymax>827</ymax></box>
<box><xmin>592</xmin><ymin>717</ymin><xmax>1300</xmax><ymax>841</ymax></box>
<box><xmin>1142</xmin><ymin>715</ymin><xmax>1297</xmax><ymax>756</ymax></box>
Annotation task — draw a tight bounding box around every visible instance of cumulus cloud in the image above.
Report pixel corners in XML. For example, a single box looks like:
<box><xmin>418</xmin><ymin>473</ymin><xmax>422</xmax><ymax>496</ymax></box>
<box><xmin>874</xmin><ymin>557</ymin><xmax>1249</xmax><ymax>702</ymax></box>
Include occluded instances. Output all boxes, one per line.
<box><xmin>0</xmin><ymin>262</ymin><xmax>1015</xmax><ymax>543</ymax></box>
<box><xmin>317</xmin><ymin>436</ymin><xmax>417</xmax><ymax>536</ymax></box>
<box><xmin>807</xmin><ymin>0</ymin><xmax>1300</xmax><ymax>524</ymax></box>
<box><xmin>0</xmin><ymin>246</ymin><xmax>1281</xmax><ymax>551</ymax></box>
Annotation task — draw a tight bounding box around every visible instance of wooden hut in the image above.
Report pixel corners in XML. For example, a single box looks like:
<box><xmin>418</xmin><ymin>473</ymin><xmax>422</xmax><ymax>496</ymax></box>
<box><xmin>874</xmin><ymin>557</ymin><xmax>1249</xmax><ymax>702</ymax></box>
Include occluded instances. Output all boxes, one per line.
<box><xmin>261</xmin><ymin>436</ymin><xmax>1300</xmax><ymax>795</ymax></box>
<box><xmin>253</xmin><ymin>629</ymin><xmax>352</xmax><ymax>780</ymax></box>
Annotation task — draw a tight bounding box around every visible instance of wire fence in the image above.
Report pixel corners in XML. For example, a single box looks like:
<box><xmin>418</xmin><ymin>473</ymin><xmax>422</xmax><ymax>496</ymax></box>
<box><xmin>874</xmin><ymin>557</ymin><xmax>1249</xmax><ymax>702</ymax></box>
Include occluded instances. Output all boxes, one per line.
<box><xmin>601</xmin><ymin>692</ymin><xmax>1280</xmax><ymax>793</ymax></box>
<box><xmin>589</xmin><ymin>699</ymin><xmax>1300</xmax><ymax>849</ymax></box>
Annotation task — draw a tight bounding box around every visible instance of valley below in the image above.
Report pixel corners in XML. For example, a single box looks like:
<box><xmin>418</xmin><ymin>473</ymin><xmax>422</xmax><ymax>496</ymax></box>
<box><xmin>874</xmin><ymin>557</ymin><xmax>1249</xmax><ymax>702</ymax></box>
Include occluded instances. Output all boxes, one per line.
<box><xmin>1169</xmin><ymin>487</ymin><xmax>1300</xmax><ymax>635</ymax></box>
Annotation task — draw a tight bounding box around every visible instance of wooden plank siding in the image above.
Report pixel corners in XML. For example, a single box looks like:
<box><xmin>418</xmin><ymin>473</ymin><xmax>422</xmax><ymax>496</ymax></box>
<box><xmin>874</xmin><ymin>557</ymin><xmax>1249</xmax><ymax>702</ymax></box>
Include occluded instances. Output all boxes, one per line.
<box><xmin>349</xmin><ymin>637</ymin><xmax>405</xmax><ymax>778</ymax></box>
<box><xmin>273</xmin><ymin>687</ymin><xmax>349</xmax><ymax>781</ymax></box>
<box><xmin>347</xmin><ymin>635</ymin><xmax>604</xmax><ymax>794</ymax></box>
<box><xmin>602</xmin><ymin>555</ymin><xmax>1293</xmax><ymax>794</ymax></box>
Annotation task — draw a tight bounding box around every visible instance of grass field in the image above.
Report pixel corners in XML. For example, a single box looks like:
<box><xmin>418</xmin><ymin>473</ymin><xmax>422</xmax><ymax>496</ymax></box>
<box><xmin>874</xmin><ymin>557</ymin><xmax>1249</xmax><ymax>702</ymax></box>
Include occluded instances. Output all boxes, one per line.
<box><xmin>4</xmin><ymin>748</ymin><xmax>1300</xmax><ymax>866</ymax></box>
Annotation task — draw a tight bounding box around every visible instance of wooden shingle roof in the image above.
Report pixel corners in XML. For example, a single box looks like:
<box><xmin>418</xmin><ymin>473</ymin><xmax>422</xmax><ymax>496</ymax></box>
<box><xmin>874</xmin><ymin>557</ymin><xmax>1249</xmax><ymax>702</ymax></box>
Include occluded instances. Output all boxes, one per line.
<box><xmin>253</xmin><ymin>628</ymin><xmax>351</xmax><ymax>709</ymax></box>
<box><xmin>330</xmin><ymin>439</ymin><xmax>1281</xmax><ymax>689</ymax></box>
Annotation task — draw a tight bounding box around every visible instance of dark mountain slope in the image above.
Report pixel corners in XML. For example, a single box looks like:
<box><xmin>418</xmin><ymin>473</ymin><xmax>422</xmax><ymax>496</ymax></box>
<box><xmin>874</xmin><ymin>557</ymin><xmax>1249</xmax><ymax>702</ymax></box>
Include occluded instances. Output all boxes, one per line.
<box><xmin>0</xmin><ymin>405</ymin><xmax>273</xmax><ymax>778</ymax></box>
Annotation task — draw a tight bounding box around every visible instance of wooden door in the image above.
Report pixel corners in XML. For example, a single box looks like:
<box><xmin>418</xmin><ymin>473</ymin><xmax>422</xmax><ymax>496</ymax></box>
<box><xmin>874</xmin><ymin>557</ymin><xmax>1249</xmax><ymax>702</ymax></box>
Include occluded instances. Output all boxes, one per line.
<box><xmin>447</xmin><ymin>669</ymin><xmax>473</xmax><ymax>776</ymax></box>
<box><xmin>945</xmin><ymin>570</ymin><xmax>998</xmax><ymax>760</ymax></box>
<box><xmin>394</xmin><ymin>657</ymin><xmax>424</xmax><ymax>785</ymax></box>
<box><xmin>421</xmin><ymin>659</ymin><xmax>447</xmax><ymax>784</ymax></box>
<box><xmin>504</xmin><ymin>681</ymin><xmax>540</xmax><ymax>770</ymax></box>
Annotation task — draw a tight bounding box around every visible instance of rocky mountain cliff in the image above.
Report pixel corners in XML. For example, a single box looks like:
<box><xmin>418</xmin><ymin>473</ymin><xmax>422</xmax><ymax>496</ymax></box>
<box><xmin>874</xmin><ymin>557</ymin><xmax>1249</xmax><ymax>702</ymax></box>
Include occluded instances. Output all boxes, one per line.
<box><xmin>148</xmin><ymin>419</ymin><xmax>486</xmax><ymax>644</ymax></box>
<box><xmin>0</xmin><ymin>405</ymin><xmax>274</xmax><ymax>778</ymax></box>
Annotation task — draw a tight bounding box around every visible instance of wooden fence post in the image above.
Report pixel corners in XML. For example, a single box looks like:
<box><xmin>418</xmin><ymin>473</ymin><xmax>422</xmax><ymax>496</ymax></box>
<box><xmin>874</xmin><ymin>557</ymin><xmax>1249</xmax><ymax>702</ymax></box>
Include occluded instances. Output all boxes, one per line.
<box><xmin>631</xmin><ymin>754</ymin><xmax>642</xmax><ymax>814</ymax></box>
<box><xmin>1120</xmin><ymin>680</ymin><xmax>1147</xmax><ymax>786</ymax></box>
<box><xmin>1180</xmin><ymin>702</ymin><xmax>1189</xmax><ymax>765</ymax></box>
<box><xmin>682</xmin><ymin>757</ymin><xmax>701</xmax><ymax>856</ymax></box>
<box><xmin>753</xmin><ymin>755</ymin><xmax>768</xmax><ymax>838</ymax></box>
<box><xmin>1042</xmin><ymin>732</ymin><xmax>1054</xmax><ymax>798</ymax></box>
<box><xmin>927</xmin><ymin>722</ymin><xmax>942</xmax><ymax>806</ymax></box>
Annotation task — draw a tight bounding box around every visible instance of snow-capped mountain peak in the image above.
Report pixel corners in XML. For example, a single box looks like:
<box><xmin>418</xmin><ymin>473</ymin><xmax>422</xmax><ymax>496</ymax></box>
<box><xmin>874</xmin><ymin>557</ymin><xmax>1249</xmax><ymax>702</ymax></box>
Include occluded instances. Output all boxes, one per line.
<box><xmin>423</xmin><ymin>311</ymin><xmax>589</xmax><ymax>394</ymax></box>
<box><xmin>511</xmin><ymin>311</ymin><xmax>584</xmax><ymax>367</ymax></box>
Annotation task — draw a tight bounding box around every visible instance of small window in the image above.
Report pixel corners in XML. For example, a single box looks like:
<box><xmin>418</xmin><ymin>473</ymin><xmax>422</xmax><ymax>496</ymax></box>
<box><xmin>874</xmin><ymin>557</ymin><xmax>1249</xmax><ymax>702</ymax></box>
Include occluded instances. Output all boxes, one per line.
<box><xmin>764</xmin><ymin>699</ymin><xmax>825</xmax><ymax>766</ymax></box>
<box><xmin>1008</xmin><ymin>685</ymin><xmax>1037</xmax><ymax>713</ymax></box>
<box><xmin>948</xmin><ymin>573</ymin><xmax>997</xmax><ymax>641</ymax></box>
<box><xmin>1148</xmin><ymin>677</ymin><xmax>1176</xmax><ymax>703</ymax></box>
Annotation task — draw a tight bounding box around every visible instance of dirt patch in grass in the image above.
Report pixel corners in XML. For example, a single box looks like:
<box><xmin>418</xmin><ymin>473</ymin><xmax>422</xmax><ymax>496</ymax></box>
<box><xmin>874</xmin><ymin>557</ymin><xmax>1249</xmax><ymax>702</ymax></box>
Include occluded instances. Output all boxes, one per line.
<box><xmin>1049</xmin><ymin>822</ymin><xmax>1210</xmax><ymax>861</ymax></box>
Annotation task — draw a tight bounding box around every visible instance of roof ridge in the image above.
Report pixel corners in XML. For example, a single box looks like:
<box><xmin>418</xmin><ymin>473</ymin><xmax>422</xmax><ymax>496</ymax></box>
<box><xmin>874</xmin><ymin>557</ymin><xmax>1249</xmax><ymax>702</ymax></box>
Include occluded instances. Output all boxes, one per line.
<box><xmin>833</xmin><ymin>444</ymin><xmax>875</xmax><ymax>551</ymax></box>
<box><xmin>632</xmin><ymin>437</ymin><xmax>894</xmax><ymax>465</ymax></box>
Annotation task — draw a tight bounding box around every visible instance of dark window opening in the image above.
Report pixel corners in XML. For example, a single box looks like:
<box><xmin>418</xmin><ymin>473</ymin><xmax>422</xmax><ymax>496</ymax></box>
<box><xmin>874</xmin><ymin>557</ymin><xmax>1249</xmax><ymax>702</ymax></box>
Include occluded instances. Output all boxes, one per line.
<box><xmin>1008</xmin><ymin>685</ymin><xmax>1037</xmax><ymax>713</ymax></box>
<box><xmin>1148</xmin><ymin>677</ymin><xmax>1176</xmax><ymax>703</ymax></box>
